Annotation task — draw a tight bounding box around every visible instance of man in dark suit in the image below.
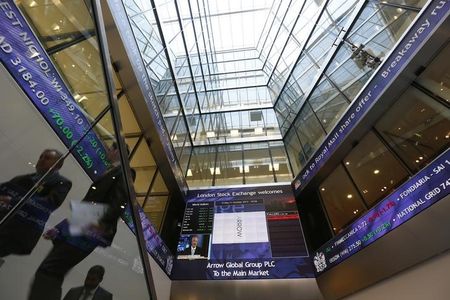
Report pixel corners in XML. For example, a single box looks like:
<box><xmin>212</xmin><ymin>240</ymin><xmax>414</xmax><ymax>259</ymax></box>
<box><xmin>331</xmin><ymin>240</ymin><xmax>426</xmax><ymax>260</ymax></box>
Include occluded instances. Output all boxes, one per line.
<box><xmin>28</xmin><ymin>143</ymin><xmax>134</xmax><ymax>300</ymax></box>
<box><xmin>0</xmin><ymin>149</ymin><xmax>72</xmax><ymax>257</ymax></box>
<box><xmin>181</xmin><ymin>235</ymin><xmax>202</xmax><ymax>256</ymax></box>
<box><xmin>63</xmin><ymin>265</ymin><xmax>112</xmax><ymax>300</ymax></box>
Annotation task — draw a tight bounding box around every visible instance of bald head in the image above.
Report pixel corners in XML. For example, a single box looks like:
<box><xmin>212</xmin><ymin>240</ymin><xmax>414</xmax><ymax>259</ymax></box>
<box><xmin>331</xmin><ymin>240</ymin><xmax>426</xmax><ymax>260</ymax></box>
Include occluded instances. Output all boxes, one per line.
<box><xmin>35</xmin><ymin>149</ymin><xmax>64</xmax><ymax>174</ymax></box>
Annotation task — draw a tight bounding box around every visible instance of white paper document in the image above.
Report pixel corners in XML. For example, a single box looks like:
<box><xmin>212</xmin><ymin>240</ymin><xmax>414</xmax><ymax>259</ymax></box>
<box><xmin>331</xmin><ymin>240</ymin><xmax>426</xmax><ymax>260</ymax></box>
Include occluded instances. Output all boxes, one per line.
<box><xmin>69</xmin><ymin>201</ymin><xmax>108</xmax><ymax>236</ymax></box>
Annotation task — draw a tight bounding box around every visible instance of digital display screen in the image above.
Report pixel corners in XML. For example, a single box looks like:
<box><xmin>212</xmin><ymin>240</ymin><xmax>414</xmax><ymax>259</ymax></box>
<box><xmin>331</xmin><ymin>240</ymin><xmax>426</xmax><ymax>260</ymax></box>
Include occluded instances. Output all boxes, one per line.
<box><xmin>171</xmin><ymin>185</ymin><xmax>314</xmax><ymax>280</ymax></box>
<box><xmin>313</xmin><ymin>149</ymin><xmax>450</xmax><ymax>274</ymax></box>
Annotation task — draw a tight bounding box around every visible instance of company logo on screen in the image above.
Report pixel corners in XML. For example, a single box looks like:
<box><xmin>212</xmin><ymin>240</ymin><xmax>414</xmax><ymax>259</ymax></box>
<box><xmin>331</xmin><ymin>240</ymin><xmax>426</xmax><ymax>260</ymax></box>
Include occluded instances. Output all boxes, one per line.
<box><xmin>213</xmin><ymin>211</ymin><xmax>269</xmax><ymax>244</ymax></box>
<box><xmin>313</xmin><ymin>252</ymin><xmax>327</xmax><ymax>273</ymax></box>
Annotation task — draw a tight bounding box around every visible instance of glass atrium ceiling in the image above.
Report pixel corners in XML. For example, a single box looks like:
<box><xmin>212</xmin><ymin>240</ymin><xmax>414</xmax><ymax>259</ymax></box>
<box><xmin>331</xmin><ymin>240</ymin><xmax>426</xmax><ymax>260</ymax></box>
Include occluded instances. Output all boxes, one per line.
<box><xmin>123</xmin><ymin>0</ymin><xmax>426</xmax><ymax>188</ymax></box>
<box><xmin>156</xmin><ymin>0</ymin><xmax>273</xmax><ymax>56</ymax></box>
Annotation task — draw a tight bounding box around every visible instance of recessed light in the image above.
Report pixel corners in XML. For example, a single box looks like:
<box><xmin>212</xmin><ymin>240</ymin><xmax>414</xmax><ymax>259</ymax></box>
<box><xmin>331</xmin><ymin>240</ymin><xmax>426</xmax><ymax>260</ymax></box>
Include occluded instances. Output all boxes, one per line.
<box><xmin>321</xmin><ymin>187</ymin><xmax>325</xmax><ymax>191</ymax></box>
<box><xmin>269</xmin><ymin>163</ymin><xmax>279</xmax><ymax>171</ymax></box>
<box><xmin>254</xmin><ymin>127</ymin><xmax>263</xmax><ymax>135</ymax></box>
<box><xmin>347</xmin><ymin>194</ymin><xmax>353</xmax><ymax>199</ymax></box>
<box><xmin>373</xmin><ymin>169</ymin><xmax>380</xmax><ymax>174</ymax></box>
<box><xmin>209</xmin><ymin>167</ymin><xmax>220</xmax><ymax>175</ymax></box>
<box><xmin>230</xmin><ymin>129</ymin><xmax>239</xmax><ymax>137</ymax></box>
<box><xmin>239</xmin><ymin>166</ymin><xmax>249</xmax><ymax>173</ymax></box>
<box><xmin>345</xmin><ymin>161</ymin><xmax>350</xmax><ymax>165</ymax></box>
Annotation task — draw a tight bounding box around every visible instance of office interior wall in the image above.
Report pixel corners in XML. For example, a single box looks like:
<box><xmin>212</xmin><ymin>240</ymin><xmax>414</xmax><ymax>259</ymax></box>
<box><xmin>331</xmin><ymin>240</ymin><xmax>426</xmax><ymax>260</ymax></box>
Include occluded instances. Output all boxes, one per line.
<box><xmin>343</xmin><ymin>249</ymin><xmax>450</xmax><ymax>300</ymax></box>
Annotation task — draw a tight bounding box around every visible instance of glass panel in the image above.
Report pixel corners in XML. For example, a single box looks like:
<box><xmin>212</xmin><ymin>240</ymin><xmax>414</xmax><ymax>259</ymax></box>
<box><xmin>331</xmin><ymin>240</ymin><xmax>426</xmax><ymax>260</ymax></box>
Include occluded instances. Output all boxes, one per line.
<box><xmin>142</xmin><ymin>195</ymin><xmax>168</xmax><ymax>231</ymax></box>
<box><xmin>186</xmin><ymin>147</ymin><xmax>215</xmax><ymax>188</ymax></box>
<box><xmin>319</xmin><ymin>165</ymin><xmax>367</xmax><ymax>233</ymax></box>
<box><xmin>382</xmin><ymin>0</ymin><xmax>428</xmax><ymax>8</ymax></box>
<box><xmin>0</xmin><ymin>85</ymin><xmax>149</xmax><ymax>299</ymax></box>
<box><xmin>375</xmin><ymin>87</ymin><xmax>450</xmax><ymax>172</ymax></box>
<box><xmin>284</xmin><ymin>128</ymin><xmax>304</xmax><ymax>175</ymax></box>
<box><xmin>215</xmin><ymin>145</ymin><xmax>244</xmax><ymax>186</ymax></box>
<box><xmin>343</xmin><ymin>131</ymin><xmax>409</xmax><ymax>206</ymax></box>
<box><xmin>150</xmin><ymin>171</ymin><xmax>169</xmax><ymax>193</ymax></box>
<box><xmin>314</xmin><ymin>93</ymin><xmax>350</xmax><ymax>132</ymax></box>
<box><xmin>243</xmin><ymin>143</ymin><xmax>274</xmax><ymax>184</ymax></box>
<box><xmin>294</xmin><ymin>104</ymin><xmax>327</xmax><ymax>160</ymax></box>
<box><xmin>416</xmin><ymin>43</ymin><xmax>450</xmax><ymax>104</ymax></box>
<box><xmin>269</xmin><ymin>141</ymin><xmax>292</xmax><ymax>182</ymax></box>
<box><xmin>119</xmin><ymin>98</ymin><xmax>141</xmax><ymax>135</ymax></box>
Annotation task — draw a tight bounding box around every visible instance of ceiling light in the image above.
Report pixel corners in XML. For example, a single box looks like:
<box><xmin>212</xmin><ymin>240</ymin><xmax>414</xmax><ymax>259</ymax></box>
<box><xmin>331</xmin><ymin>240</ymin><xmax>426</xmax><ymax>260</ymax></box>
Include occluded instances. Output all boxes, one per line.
<box><xmin>230</xmin><ymin>129</ymin><xmax>239</xmax><ymax>137</ymax></box>
<box><xmin>347</xmin><ymin>194</ymin><xmax>353</xmax><ymax>199</ymax></box>
<box><xmin>239</xmin><ymin>166</ymin><xmax>249</xmax><ymax>173</ymax></box>
<box><xmin>345</xmin><ymin>161</ymin><xmax>350</xmax><ymax>165</ymax></box>
<box><xmin>210</xmin><ymin>167</ymin><xmax>220</xmax><ymax>175</ymax></box>
<box><xmin>269</xmin><ymin>163</ymin><xmax>279</xmax><ymax>171</ymax></box>
<box><xmin>171</xmin><ymin>134</ymin><xmax>178</xmax><ymax>141</ymax></box>
<box><xmin>29</xmin><ymin>0</ymin><xmax>37</xmax><ymax>7</ymax></box>
<box><xmin>186</xmin><ymin>169</ymin><xmax>193</xmax><ymax>177</ymax></box>
<box><xmin>254</xmin><ymin>127</ymin><xmax>263</xmax><ymax>135</ymax></box>
<box><xmin>321</xmin><ymin>187</ymin><xmax>325</xmax><ymax>191</ymax></box>
<box><xmin>206</xmin><ymin>131</ymin><xmax>215</xmax><ymax>138</ymax></box>
<box><xmin>373</xmin><ymin>169</ymin><xmax>380</xmax><ymax>175</ymax></box>
<box><xmin>52</xmin><ymin>24</ymin><xmax>60</xmax><ymax>31</ymax></box>
<box><xmin>415</xmin><ymin>159</ymin><xmax>420</xmax><ymax>163</ymax></box>
<box><xmin>77</xmin><ymin>96</ymin><xmax>87</xmax><ymax>103</ymax></box>
<box><xmin>419</xmin><ymin>156</ymin><xmax>423</xmax><ymax>160</ymax></box>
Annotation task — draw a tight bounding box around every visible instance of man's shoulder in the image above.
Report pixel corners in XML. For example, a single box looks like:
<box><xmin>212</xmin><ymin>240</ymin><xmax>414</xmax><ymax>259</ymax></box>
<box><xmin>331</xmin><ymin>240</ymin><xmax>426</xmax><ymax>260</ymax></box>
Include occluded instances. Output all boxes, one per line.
<box><xmin>64</xmin><ymin>286</ymin><xmax>83</xmax><ymax>298</ymax></box>
<box><xmin>68</xmin><ymin>286</ymin><xmax>83</xmax><ymax>292</ymax></box>
<box><xmin>53</xmin><ymin>173</ymin><xmax>71</xmax><ymax>184</ymax></box>
<box><xmin>97</xmin><ymin>286</ymin><xmax>113</xmax><ymax>299</ymax></box>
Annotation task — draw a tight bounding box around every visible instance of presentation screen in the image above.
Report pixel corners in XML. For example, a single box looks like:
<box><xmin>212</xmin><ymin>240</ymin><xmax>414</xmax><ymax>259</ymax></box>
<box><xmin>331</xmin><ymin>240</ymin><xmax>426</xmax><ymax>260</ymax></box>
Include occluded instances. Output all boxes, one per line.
<box><xmin>171</xmin><ymin>185</ymin><xmax>314</xmax><ymax>280</ymax></box>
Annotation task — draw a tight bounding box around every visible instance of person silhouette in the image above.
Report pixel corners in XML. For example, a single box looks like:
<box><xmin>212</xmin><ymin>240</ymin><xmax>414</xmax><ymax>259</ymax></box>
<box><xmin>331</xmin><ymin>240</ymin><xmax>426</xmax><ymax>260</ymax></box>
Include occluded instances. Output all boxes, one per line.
<box><xmin>0</xmin><ymin>149</ymin><xmax>71</xmax><ymax>258</ymax></box>
<box><xmin>63</xmin><ymin>265</ymin><xmax>112</xmax><ymax>300</ymax></box>
<box><xmin>28</xmin><ymin>143</ymin><xmax>134</xmax><ymax>300</ymax></box>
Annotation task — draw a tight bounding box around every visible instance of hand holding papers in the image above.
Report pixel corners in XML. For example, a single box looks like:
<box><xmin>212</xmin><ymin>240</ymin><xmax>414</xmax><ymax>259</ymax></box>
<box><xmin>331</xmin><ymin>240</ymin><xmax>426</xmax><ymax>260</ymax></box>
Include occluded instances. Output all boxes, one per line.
<box><xmin>69</xmin><ymin>201</ymin><xmax>107</xmax><ymax>236</ymax></box>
